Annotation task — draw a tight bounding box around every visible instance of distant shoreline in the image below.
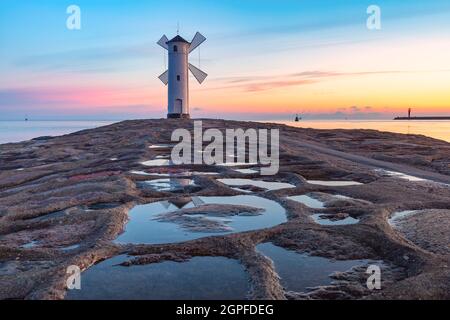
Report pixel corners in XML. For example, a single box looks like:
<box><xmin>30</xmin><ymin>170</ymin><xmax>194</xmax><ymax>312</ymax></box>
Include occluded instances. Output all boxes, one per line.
<box><xmin>394</xmin><ymin>116</ymin><xmax>450</xmax><ymax>120</ymax></box>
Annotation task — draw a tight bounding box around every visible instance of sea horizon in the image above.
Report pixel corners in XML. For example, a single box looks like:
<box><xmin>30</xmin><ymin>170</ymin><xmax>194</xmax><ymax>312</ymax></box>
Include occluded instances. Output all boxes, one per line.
<box><xmin>1</xmin><ymin>118</ymin><xmax>449</xmax><ymax>144</ymax></box>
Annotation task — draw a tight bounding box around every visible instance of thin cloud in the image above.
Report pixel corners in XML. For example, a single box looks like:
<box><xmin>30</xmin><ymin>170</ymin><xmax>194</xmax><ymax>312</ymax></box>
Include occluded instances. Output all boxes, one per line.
<box><xmin>208</xmin><ymin>69</ymin><xmax>450</xmax><ymax>92</ymax></box>
<box><xmin>14</xmin><ymin>43</ymin><xmax>159</xmax><ymax>73</ymax></box>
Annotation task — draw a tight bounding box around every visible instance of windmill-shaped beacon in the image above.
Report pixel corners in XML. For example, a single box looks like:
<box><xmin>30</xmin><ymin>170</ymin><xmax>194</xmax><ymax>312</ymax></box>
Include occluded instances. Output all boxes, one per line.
<box><xmin>157</xmin><ymin>32</ymin><xmax>208</xmax><ymax>119</ymax></box>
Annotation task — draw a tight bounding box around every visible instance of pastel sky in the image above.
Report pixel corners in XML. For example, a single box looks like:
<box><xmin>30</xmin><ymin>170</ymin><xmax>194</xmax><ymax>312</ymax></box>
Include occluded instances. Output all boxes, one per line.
<box><xmin>1</xmin><ymin>0</ymin><xmax>450</xmax><ymax>120</ymax></box>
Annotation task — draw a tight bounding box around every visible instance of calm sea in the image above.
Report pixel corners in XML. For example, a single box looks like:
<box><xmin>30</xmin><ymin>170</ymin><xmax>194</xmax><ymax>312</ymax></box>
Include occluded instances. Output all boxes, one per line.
<box><xmin>0</xmin><ymin>120</ymin><xmax>449</xmax><ymax>144</ymax></box>
<box><xmin>0</xmin><ymin>121</ymin><xmax>116</xmax><ymax>144</ymax></box>
<box><xmin>266</xmin><ymin>120</ymin><xmax>450</xmax><ymax>143</ymax></box>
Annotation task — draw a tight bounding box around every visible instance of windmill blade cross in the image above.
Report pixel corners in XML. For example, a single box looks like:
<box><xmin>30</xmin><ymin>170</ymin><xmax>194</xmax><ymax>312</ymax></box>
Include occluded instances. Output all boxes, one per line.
<box><xmin>189</xmin><ymin>32</ymin><xmax>206</xmax><ymax>53</ymax></box>
<box><xmin>157</xmin><ymin>35</ymin><xmax>169</xmax><ymax>50</ymax></box>
<box><xmin>158</xmin><ymin>70</ymin><xmax>169</xmax><ymax>85</ymax></box>
<box><xmin>189</xmin><ymin>63</ymin><xmax>208</xmax><ymax>84</ymax></box>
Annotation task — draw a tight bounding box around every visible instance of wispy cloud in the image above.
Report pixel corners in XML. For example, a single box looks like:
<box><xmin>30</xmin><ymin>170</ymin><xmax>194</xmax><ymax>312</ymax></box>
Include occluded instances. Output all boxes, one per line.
<box><xmin>208</xmin><ymin>69</ymin><xmax>450</xmax><ymax>92</ymax></box>
<box><xmin>0</xmin><ymin>85</ymin><xmax>154</xmax><ymax>111</ymax></box>
<box><xmin>14</xmin><ymin>43</ymin><xmax>159</xmax><ymax>74</ymax></box>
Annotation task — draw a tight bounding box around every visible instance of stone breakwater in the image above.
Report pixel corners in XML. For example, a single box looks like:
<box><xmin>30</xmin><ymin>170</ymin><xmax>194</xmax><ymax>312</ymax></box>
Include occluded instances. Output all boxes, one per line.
<box><xmin>0</xmin><ymin>119</ymin><xmax>449</xmax><ymax>300</ymax></box>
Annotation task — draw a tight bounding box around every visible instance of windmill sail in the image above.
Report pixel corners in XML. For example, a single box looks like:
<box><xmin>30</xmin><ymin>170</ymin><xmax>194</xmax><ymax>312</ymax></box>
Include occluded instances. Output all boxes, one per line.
<box><xmin>191</xmin><ymin>196</ymin><xmax>205</xmax><ymax>207</ymax></box>
<box><xmin>189</xmin><ymin>32</ymin><xmax>206</xmax><ymax>53</ymax></box>
<box><xmin>157</xmin><ymin>35</ymin><xmax>169</xmax><ymax>50</ymax></box>
<box><xmin>158</xmin><ymin>70</ymin><xmax>169</xmax><ymax>85</ymax></box>
<box><xmin>189</xmin><ymin>63</ymin><xmax>208</xmax><ymax>84</ymax></box>
<box><xmin>160</xmin><ymin>200</ymin><xmax>171</xmax><ymax>210</ymax></box>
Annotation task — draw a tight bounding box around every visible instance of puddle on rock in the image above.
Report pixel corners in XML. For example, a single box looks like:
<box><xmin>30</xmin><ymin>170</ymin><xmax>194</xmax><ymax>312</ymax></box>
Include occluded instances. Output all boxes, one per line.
<box><xmin>130</xmin><ymin>170</ymin><xmax>156</xmax><ymax>176</ymax></box>
<box><xmin>307</xmin><ymin>180</ymin><xmax>362</xmax><ymax>187</ymax></box>
<box><xmin>257</xmin><ymin>243</ymin><xmax>369</xmax><ymax>293</ymax></box>
<box><xmin>375</xmin><ymin>169</ymin><xmax>427</xmax><ymax>182</ymax></box>
<box><xmin>234</xmin><ymin>168</ymin><xmax>259</xmax><ymax>174</ymax></box>
<box><xmin>65</xmin><ymin>255</ymin><xmax>249</xmax><ymax>300</ymax></box>
<box><xmin>131</xmin><ymin>170</ymin><xmax>218</xmax><ymax>177</ymax></box>
<box><xmin>218</xmin><ymin>162</ymin><xmax>258</xmax><ymax>167</ymax></box>
<box><xmin>139</xmin><ymin>178</ymin><xmax>196</xmax><ymax>192</ymax></box>
<box><xmin>115</xmin><ymin>195</ymin><xmax>286</xmax><ymax>244</ymax></box>
<box><xmin>287</xmin><ymin>195</ymin><xmax>325</xmax><ymax>209</ymax></box>
<box><xmin>388</xmin><ymin>210</ymin><xmax>419</xmax><ymax>227</ymax></box>
<box><xmin>149</xmin><ymin>144</ymin><xmax>173</xmax><ymax>149</ymax></box>
<box><xmin>21</xmin><ymin>241</ymin><xmax>39</xmax><ymax>249</ymax></box>
<box><xmin>311</xmin><ymin>214</ymin><xmax>359</xmax><ymax>226</ymax></box>
<box><xmin>141</xmin><ymin>159</ymin><xmax>172</xmax><ymax>167</ymax></box>
<box><xmin>59</xmin><ymin>244</ymin><xmax>80</xmax><ymax>251</ymax></box>
<box><xmin>333</xmin><ymin>195</ymin><xmax>353</xmax><ymax>200</ymax></box>
<box><xmin>218</xmin><ymin>178</ymin><xmax>295</xmax><ymax>191</ymax></box>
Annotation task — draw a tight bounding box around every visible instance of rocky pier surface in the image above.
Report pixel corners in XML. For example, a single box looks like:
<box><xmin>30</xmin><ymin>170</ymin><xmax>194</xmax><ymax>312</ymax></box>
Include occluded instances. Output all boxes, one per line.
<box><xmin>0</xmin><ymin>119</ymin><xmax>449</xmax><ymax>300</ymax></box>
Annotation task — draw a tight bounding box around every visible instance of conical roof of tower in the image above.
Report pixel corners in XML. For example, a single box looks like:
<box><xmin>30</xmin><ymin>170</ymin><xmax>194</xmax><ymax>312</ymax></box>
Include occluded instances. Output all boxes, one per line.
<box><xmin>166</xmin><ymin>35</ymin><xmax>190</xmax><ymax>44</ymax></box>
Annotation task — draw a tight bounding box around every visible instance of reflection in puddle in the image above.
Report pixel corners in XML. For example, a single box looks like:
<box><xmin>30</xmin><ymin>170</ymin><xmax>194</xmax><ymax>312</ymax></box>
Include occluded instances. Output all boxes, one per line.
<box><xmin>311</xmin><ymin>214</ymin><xmax>359</xmax><ymax>226</ymax></box>
<box><xmin>218</xmin><ymin>178</ymin><xmax>295</xmax><ymax>191</ymax></box>
<box><xmin>287</xmin><ymin>195</ymin><xmax>325</xmax><ymax>209</ymax></box>
<box><xmin>257</xmin><ymin>243</ymin><xmax>368</xmax><ymax>293</ymax></box>
<box><xmin>388</xmin><ymin>210</ymin><xmax>419</xmax><ymax>227</ymax></box>
<box><xmin>140</xmin><ymin>178</ymin><xmax>196</xmax><ymax>192</ymax></box>
<box><xmin>307</xmin><ymin>180</ymin><xmax>362</xmax><ymax>187</ymax></box>
<box><xmin>115</xmin><ymin>195</ymin><xmax>286</xmax><ymax>245</ymax></box>
<box><xmin>66</xmin><ymin>255</ymin><xmax>249</xmax><ymax>300</ymax></box>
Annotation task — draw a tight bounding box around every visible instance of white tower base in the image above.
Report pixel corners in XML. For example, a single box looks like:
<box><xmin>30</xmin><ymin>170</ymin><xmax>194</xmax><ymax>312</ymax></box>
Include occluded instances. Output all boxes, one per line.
<box><xmin>167</xmin><ymin>113</ymin><xmax>190</xmax><ymax>119</ymax></box>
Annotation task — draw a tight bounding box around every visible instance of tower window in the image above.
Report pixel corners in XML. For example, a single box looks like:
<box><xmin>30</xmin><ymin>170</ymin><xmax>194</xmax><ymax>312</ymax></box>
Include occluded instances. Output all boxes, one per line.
<box><xmin>177</xmin><ymin>75</ymin><xmax>181</xmax><ymax>81</ymax></box>
<box><xmin>173</xmin><ymin>45</ymin><xmax>178</xmax><ymax>52</ymax></box>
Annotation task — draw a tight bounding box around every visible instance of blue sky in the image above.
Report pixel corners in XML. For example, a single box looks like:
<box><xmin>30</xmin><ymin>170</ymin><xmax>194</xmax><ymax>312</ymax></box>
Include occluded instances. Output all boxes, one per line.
<box><xmin>1</xmin><ymin>0</ymin><xmax>450</xmax><ymax>120</ymax></box>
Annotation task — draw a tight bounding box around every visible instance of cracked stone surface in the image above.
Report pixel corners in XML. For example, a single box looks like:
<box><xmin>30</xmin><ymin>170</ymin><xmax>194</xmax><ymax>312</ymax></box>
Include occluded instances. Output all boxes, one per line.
<box><xmin>0</xmin><ymin>119</ymin><xmax>449</xmax><ymax>300</ymax></box>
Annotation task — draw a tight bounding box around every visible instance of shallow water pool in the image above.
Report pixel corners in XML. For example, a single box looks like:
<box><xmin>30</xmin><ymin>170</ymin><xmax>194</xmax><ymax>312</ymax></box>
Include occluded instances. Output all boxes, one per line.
<box><xmin>257</xmin><ymin>243</ymin><xmax>369</xmax><ymax>293</ymax></box>
<box><xmin>140</xmin><ymin>178</ymin><xmax>196</xmax><ymax>192</ymax></box>
<box><xmin>65</xmin><ymin>255</ymin><xmax>249</xmax><ymax>300</ymax></box>
<box><xmin>311</xmin><ymin>214</ymin><xmax>359</xmax><ymax>226</ymax></box>
<box><xmin>307</xmin><ymin>180</ymin><xmax>362</xmax><ymax>187</ymax></box>
<box><xmin>287</xmin><ymin>195</ymin><xmax>325</xmax><ymax>209</ymax></box>
<box><xmin>218</xmin><ymin>178</ymin><xmax>295</xmax><ymax>191</ymax></box>
<box><xmin>388</xmin><ymin>210</ymin><xmax>419</xmax><ymax>227</ymax></box>
<box><xmin>115</xmin><ymin>195</ymin><xmax>286</xmax><ymax>245</ymax></box>
<box><xmin>141</xmin><ymin>159</ymin><xmax>172</xmax><ymax>166</ymax></box>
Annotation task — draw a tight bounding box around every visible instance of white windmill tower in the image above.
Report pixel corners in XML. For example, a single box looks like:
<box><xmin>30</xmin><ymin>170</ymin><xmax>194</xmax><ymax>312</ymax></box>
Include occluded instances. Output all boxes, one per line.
<box><xmin>157</xmin><ymin>32</ymin><xmax>208</xmax><ymax>119</ymax></box>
